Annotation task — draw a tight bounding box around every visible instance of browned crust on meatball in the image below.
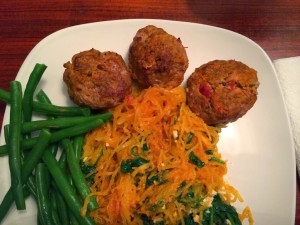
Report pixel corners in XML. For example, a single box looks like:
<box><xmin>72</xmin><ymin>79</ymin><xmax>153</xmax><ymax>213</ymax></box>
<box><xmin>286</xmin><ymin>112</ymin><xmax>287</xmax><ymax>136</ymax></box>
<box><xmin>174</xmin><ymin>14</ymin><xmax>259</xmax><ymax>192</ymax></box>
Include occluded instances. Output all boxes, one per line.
<box><xmin>128</xmin><ymin>25</ymin><xmax>189</xmax><ymax>88</ymax></box>
<box><xmin>186</xmin><ymin>60</ymin><xmax>259</xmax><ymax>125</ymax></box>
<box><xmin>63</xmin><ymin>48</ymin><xmax>132</xmax><ymax>109</ymax></box>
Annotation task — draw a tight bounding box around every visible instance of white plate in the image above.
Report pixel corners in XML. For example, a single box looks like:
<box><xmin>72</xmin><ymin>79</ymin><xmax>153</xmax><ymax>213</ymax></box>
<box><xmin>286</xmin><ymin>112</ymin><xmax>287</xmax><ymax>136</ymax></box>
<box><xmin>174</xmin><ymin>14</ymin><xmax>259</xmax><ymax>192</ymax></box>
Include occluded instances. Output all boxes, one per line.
<box><xmin>0</xmin><ymin>19</ymin><xmax>296</xmax><ymax>225</ymax></box>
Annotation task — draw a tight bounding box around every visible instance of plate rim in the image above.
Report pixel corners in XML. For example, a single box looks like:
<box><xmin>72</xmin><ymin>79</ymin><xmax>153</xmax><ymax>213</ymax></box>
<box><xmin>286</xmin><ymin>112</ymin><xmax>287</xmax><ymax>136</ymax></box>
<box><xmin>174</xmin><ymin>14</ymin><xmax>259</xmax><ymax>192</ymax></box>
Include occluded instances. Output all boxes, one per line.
<box><xmin>0</xmin><ymin>18</ymin><xmax>296</xmax><ymax>224</ymax></box>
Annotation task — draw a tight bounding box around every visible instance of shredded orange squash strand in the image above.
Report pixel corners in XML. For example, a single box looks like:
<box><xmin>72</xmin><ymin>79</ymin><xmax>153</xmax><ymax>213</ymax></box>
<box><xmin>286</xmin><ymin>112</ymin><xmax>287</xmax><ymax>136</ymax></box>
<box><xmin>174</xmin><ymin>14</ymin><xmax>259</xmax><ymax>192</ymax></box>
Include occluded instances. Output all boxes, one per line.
<box><xmin>82</xmin><ymin>86</ymin><xmax>253</xmax><ymax>225</ymax></box>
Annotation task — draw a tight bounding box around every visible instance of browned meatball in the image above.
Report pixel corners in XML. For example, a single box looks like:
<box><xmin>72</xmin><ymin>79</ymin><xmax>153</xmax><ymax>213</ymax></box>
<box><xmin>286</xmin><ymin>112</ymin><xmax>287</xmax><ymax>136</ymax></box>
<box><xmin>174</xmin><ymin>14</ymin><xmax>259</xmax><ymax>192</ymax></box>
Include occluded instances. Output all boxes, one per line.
<box><xmin>186</xmin><ymin>60</ymin><xmax>259</xmax><ymax>125</ymax></box>
<box><xmin>63</xmin><ymin>48</ymin><xmax>132</xmax><ymax>109</ymax></box>
<box><xmin>128</xmin><ymin>25</ymin><xmax>189</xmax><ymax>88</ymax></box>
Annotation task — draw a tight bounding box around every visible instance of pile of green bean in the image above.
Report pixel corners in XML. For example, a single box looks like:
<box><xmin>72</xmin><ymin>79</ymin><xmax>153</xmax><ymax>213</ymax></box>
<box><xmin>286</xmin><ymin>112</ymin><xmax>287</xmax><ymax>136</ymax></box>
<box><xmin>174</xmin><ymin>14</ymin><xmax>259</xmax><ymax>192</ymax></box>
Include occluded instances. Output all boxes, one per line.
<box><xmin>0</xmin><ymin>63</ymin><xmax>112</xmax><ymax>225</ymax></box>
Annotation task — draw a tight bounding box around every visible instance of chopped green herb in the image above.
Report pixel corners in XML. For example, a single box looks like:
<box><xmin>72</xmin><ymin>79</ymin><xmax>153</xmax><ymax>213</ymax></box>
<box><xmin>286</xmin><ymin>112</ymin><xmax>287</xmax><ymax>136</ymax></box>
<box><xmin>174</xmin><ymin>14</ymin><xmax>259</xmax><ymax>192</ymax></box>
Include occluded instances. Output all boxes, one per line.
<box><xmin>80</xmin><ymin>168</ymin><xmax>95</xmax><ymax>183</ymax></box>
<box><xmin>186</xmin><ymin>132</ymin><xmax>194</xmax><ymax>144</ymax></box>
<box><xmin>141</xmin><ymin>214</ymin><xmax>153</xmax><ymax>225</ymax></box>
<box><xmin>141</xmin><ymin>214</ymin><xmax>164</xmax><ymax>225</ymax></box>
<box><xmin>205</xmin><ymin>149</ymin><xmax>213</xmax><ymax>155</ymax></box>
<box><xmin>189</xmin><ymin>151</ymin><xmax>205</xmax><ymax>168</ymax></box>
<box><xmin>177</xmin><ymin>181</ymin><xmax>187</xmax><ymax>193</ymax></box>
<box><xmin>209</xmin><ymin>157</ymin><xmax>225</xmax><ymax>164</ymax></box>
<box><xmin>131</xmin><ymin>146</ymin><xmax>139</xmax><ymax>157</ymax></box>
<box><xmin>80</xmin><ymin>152</ymin><xmax>102</xmax><ymax>184</ymax></box>
<box><xmin>142</xmin><ymin>142</ymin><xmax>149</xmax><ymax>151</ymax></box>
<box><xmin>146</xmin><ymin>174</ymin><xmax>159</xmax><ymax>187</ymax></box>
<box><xmin>177</xmin><ymin>186</ymin><xmax>204</xmax><ymax>208</ymax></box>
<box><xmin>183</xmin><ymin>214</ymin><xmax>199</xmax><ymax>225</ymax></box>
<box><xmin>120</xmin><ymin>157</ymin><xmax>149</xmax><ymax>173</ymax></box>
<box><xmin>146</xmin><ymin>170</ymin><xmax>168</xmax><ymax>188</ymax></box>
<box><xmin>149</xmin><ymin>199</ymin><xmax>164</xmax><ymax>213</ymax></box>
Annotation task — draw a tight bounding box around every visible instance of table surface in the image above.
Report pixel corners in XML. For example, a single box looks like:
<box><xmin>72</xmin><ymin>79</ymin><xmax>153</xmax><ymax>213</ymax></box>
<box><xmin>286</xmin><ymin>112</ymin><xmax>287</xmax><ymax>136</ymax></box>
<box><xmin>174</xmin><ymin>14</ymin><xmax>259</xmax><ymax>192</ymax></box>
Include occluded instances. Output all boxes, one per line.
<box><xmin>0</xmin><ymin>0</ymin><xmax>299</xmax><ymax>224</ymax></box>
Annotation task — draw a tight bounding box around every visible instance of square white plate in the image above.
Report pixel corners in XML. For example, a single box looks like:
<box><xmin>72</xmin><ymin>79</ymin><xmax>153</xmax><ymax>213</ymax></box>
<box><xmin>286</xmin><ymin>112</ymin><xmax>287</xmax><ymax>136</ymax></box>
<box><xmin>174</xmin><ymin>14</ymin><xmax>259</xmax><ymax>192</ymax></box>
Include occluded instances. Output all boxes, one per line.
<box><xmin>0</xmin><ymin>19</ymin><xmax>296</xmax><ymax>225</ymax></box>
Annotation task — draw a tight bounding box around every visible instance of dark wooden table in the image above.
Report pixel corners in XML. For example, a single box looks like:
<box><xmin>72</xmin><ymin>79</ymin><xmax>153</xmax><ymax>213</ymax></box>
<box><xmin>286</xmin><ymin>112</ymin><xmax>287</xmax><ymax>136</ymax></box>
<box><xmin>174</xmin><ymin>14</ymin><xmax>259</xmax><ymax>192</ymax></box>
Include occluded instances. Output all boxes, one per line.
<box><xmin>1</xmin><ymin>0</ymin><xmax>299</xmax><ymax>224</ymax></box>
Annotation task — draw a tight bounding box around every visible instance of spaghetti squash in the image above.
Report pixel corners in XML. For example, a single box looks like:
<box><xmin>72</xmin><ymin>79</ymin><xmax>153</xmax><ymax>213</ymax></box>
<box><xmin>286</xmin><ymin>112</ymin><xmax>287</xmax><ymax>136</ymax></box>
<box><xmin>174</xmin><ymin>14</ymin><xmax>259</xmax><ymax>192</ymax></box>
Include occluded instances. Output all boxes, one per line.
<box><xmin>81</xmin><ymin>86</ymin><xmax>253</xmax><ymax>225</ymax></box>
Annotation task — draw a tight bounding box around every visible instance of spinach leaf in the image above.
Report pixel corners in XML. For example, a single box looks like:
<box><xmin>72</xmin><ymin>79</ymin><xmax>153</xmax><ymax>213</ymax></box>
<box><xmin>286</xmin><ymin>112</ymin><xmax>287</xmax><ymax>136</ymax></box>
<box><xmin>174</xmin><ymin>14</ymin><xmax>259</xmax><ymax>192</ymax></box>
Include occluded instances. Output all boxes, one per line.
<box><xmin>189</xmin><ymin>151</ymin><xmax>205</xmax><ymax>168</ymax></box>
<box><xmin>80</xmin><ymin>152</ymin><xmax>102</xmax><ymax>183</ymax></box>
<box><xmin>183</xmin><ymin>214</ymin><xmax>199</xmax><ymax>225</ymax></box>
<box><xmin>120</xmin><ymin>157</ymin><xmax>149</xmax><ymax>173</ymax></box>
<box><xmin>142</xmin><ymin>142</ymin><xmax>149</xmax><ymax>151</ymax></box>
<box><xmin>80</xmin><ymin>162</ymin><xmax>96</xmax><ymax>183</ymax></box>
<box><xmin>141</xmin><ymin>214</ymin><xmax>164</xmax><ymax>225</ymax></box>
<box><xmin>186</xmin><ymin>132</ymin><xmax>194</xmax><ymax>144</ymax></box>
<box><xmin>205</xmin><ymin>149</ymin><xmax>213</xmax><ymax>155</ymax></box>
<box><xmin>141</xmin><ymin>214</ymin><xmax>153</xmax><ymax>225</ymax></box>
<box><xmin>177</xmin><ymin>185</ymin><xmax>204</xmax><ymax>208</ymax></box>
<box><xmin>209</xmin><ymin>157</ymin><xmax>225</xmax><ymax>164</ymax></box>
<box><xmin>146</xmin><ymin>170</ymin><xmax>168</xmax><ymax>188</ymax></box>
<box><xmin>202</xmin><ymin>194</ymin><xmax>241</xmax><ymax>225</ymax></box>
<box><xmin>149</xmin><ymin>199</ymin><xmax>164</xmax><ymax>213</ymax></box>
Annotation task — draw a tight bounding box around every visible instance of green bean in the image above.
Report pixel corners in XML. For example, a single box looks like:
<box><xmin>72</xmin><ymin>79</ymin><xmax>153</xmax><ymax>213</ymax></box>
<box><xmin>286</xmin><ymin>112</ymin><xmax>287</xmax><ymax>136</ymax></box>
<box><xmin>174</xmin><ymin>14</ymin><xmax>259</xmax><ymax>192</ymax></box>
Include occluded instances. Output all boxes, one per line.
<box><xmin>0</xmin><ymin>118</ymin><xmax>106</xmax><ymax>156</ymax></box>
<box><xmin>35</xmin><ymin>89</ymin><xmax>52</xmax><ymax>104</ymax></box>
<box><xmin>50</xmin><ymin>191</ymin><xmax>62</xmax><ymax>225</ymax></box>
<box><xmin>3</xmin><ymin>124</ymin><xmax>9</xmax><ymax>144</ymax></box>
<box><xmin>8</xmin><ymin>80</ymin><xmax>25</xmax><ymax>210</ymax></box>
<box><xmin>49</xmin><ymin>143</ymin><xmax>59</xmax><ymax>156</ymax></box>
<box><xmin>67</xmin><ymin>172</ymin><xmax>75</xmax><ymax>189</ymax></box>
<box><xmin>0</xmin><ymin>138</ymin><xmax>35</xmax><ymax>156</ymax></box>
<box><xmin>55</xmin><ymin>190</ymin><xmax>69</xmax><ymax>225</ymax></box>
<box><xmin>35</xmin><ymin>89</ymin><xmax>56</xmax><ymax>125</ymax></box>
<box><xmin>37</xmin><ymin>214</ymin><xmax>43</xmax><ymax>225</ymax></box>
<box><xmin>62</xmin><ymin>139</ymin><xmax>99</xmax><ymax>211</ymax></box>
<box><xmin>0</xmin><ymin>129</ymin><xmax>52</xmax><ymax>220</ymax></box>
<box><xmin>22</xmin><ymin>63</ymin><xmax>47</xmax><ymax>122</ymax></box>
<box><xmin>67</xmin><ymin>168</ymin><xmax>78</xmax><ymax>225</ymax></box>
<box><xmin>34</xmin><ymin>89</ymin><xmax>58</xmax><ymax>156</ymax></box>
<box><xmin>50</xmin><ymin>155</ymin><xmax>68</xmax><ymax>224</ymax></box>
<box><xmin>41</xmin><ymin>149</ymin><xmax>95</xmax><ymax>225</ymax></box>
<box><xmin>0</xmin><ymin>187</ymin><xmax>30</xmax><ymax>223</ymax></box>
<box><xmin>36</xmin><ymin>163</ymin><xmax>54</xmax><ymax>225</ymax></box>
<box><xmin>33</xmin><ymin>101</ymin><xmax>91</xmax><ymax>117</ymax></box>
<box><xmin>49</xmin><ymin>118</ymin><xmax>104</xmax><ymax>145</ymax></box>
<box><xmin>34</xmin><ymin>89</ymin><xmax>60</xmax><ymax>158</ymax></box>
<box><xmin>0</xmin><ymin>89</ymin><xmax>91</xmax><ymax>117</ymax></box>
<box><xmin>70</xmin><ymin>211</ymin><xmax>80</xmax><ymax>225</ymax></box>
<box><xmin>21</xmin><ymin>129</ymin><xmax>52</xmax><ymax>181</ymax></box>
<box><xmin>0</xmin><ymin>66</ymin><xmax>107</xmax><ymax>225</ymax></box>
<box><xmin>73</xmin><ymin>135</ymin><xmax>85</xmax><ymax>162</ymax></box>
<box><xmin>35</xmin><ymin>88</ymin><xmax>59</xmax><ymax>157</ymax></box>
<box><xmin>0</xmin><ymin>89</ymin><xmax>10</xmax><ymax>102</ymax></box>
<box><xmin>26</xmin><ymin>175</ymin><xmax>37</xmax><ymax>199</ymax></box>
<box><xmin>21</xmin><ymin>112</ymin><xmax>112</xmax><ymax>133</ymax></box>
<box><xmin>58</xmin><ymin>151</ymin><xmax>67</xmax><ymax>171</ymax></box>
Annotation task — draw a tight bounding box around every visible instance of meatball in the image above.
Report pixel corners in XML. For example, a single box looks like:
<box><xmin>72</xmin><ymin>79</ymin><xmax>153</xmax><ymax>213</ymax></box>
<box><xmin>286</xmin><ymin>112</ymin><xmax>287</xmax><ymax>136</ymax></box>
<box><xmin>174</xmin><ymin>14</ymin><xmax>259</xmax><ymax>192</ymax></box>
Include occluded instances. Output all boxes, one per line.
<box><xmin>186</xmin><ymin>60</ymin><xmax>259</xmax><ymax>125</ymax></box>
<box><xmin>63</xmin><ymin>49</ymin><xmax>132</xmax><ymax>109</ymax></box>
<box><xmin>128</xmin><ymin>25</ymin><xmax>189</xmax><ymax>88</ymax></box>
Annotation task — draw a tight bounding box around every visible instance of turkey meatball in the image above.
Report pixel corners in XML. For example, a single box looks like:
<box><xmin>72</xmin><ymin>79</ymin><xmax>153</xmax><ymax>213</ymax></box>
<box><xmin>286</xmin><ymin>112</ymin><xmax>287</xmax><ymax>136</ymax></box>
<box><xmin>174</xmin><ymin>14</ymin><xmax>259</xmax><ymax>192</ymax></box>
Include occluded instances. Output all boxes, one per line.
<box><xmin>63</xmin><ymin>49</ymin><xmax>132</xmax><ymax>109</ymax></box>
<box><xmin>186</xmin><ymin>60</ymin><xmax>259</xmax><ymax>125</ymax></box>
<box><xmin>128</xmin><ymin>25</ymin><xmax>188</xmax><ymax>88</ymax></box>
